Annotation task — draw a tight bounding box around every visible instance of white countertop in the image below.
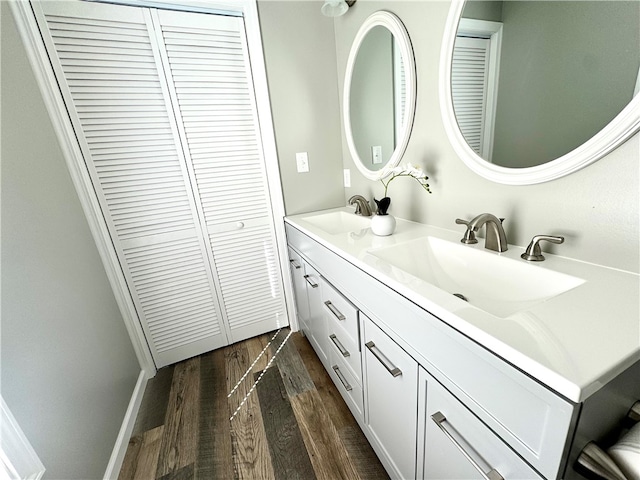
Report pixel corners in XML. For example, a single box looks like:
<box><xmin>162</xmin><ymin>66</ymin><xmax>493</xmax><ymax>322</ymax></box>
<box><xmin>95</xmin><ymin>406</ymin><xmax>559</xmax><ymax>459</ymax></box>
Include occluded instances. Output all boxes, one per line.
<box><xmin>285</xmin><ymin>207</ymin><xmax>640</xmax><ymax>403</ymax></box>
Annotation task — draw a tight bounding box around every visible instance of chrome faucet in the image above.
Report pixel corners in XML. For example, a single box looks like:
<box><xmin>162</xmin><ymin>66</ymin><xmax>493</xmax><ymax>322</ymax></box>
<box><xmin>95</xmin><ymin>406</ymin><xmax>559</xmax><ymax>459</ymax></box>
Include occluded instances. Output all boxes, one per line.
<box><xmin>466</xmin><ymin>213</ymin><xmax>508</xmax><ymax>252</ymax></box>
<box><xmin>348</xmin><ymin>195</ymin><xmax>372</xmax><ymax>216</ymax></box>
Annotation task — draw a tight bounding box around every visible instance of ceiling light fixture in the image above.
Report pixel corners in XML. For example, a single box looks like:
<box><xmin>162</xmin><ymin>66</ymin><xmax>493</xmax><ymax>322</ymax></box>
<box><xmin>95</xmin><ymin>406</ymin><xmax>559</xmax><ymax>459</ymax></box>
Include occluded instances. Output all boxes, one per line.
<box><xmin>321</xmin><ymin>0</ymin><xmax>356</xmax><ymax>17</ymax></box>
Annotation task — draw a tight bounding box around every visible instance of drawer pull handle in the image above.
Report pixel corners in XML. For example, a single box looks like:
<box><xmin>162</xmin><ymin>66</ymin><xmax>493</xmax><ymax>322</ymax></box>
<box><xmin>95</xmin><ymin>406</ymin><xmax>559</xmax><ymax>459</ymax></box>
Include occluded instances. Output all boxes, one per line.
<box><xmin>365</xmin><ymin>341</ymin><xmax>402</xmax><ymax>377</ymax></box>
<box><xmin>289</xmin><ymin>259</ymin><xmax>301</xmax><ymax>269</ymax></box>
<box><xmin>303</xmin><ymin>274</ymin><xmax>318</xmax><ymax>288</ymax></box>
<box><xmin>329</xmin><ymin>334</ymin><xmax>350</xmax><ymax>357</ymax></box>
<box><xmin>324</xmin><ymin>301</ymin><xmax>346</xmax><ymax>320</ymax></box>
<box><xmin>332</xmin><ymin>365</ymin><xmax>352</xmax><ymax>391</ymax></box>
<box><xmin>431</xmin><ymin>412</ymin><xmax>504</xmax><ymax>480</ymax></box>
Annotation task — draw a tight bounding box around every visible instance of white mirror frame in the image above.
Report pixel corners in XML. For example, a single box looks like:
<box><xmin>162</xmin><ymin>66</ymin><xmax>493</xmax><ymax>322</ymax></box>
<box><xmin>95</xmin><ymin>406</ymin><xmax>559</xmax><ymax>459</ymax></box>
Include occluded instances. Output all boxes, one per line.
<box><xmin>344</xmin><ymin>11</ymin><xmax>417</xmax><ymax>180</ymax></box>
<box><xmin>440</xmin><ymin>0</ymin><xmax>640</xmax><ymax>185</ymax></box>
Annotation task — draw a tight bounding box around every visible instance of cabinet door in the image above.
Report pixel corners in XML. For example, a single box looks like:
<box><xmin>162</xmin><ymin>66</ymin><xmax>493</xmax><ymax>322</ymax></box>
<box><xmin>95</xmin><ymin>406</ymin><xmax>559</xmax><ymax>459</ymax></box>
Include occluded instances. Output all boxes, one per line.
<box><xmin>288</xmin><ymin>248</ymin><xmax>310</xmax><ymax>332</ymax></box>
<box><xmin>304</xmin><ymin>263</ymin><xmax>328</xmax><ymax>366</ymax></box>
<box><xmin>418</xmin><ymin>368</ymin><xmax>543</xmax><ymax>480</ymax></box>
<box><xmin>362</xmin><ymin>314</ymin><xmax>418</xmax><ymax>480</ymax></box>
<box><xmin>151</xmin><ymin>9</ymin><xmax>287</xmax><ymax>343</ymax></box>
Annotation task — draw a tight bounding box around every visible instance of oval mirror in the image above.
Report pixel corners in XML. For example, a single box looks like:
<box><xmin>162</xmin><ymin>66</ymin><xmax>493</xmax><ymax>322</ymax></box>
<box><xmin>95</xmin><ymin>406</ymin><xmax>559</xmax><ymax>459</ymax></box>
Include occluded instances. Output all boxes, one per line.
<box><xmin>344</xmin><ymin>11</ymin><xmax>416</xmax><ymax>180</ymax></box>
<box><xmin>440</xmin><ymin>0</ymin><xmax>640</xmax><ymax>185</ymax></box>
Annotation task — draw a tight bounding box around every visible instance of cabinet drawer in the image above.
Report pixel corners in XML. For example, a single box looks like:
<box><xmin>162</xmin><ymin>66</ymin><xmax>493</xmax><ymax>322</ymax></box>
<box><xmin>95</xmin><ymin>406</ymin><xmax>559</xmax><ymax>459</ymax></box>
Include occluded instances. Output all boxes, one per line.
<box><xmin>328</xmin><ymin>348</ymin><xmax>364</xmax><ymax>419</ymax></box>
<box><xmin>419</xmin><ymin>368</ymin><xmax>543</xmax><ymax>480</ymax></box>
<box><xmin>321</xmin><ymin>281</ymin><xmax>359</xmax><ymax>347</ymax></box>
<box><xmin>326</xmin><ymin>321</ymin><xmax>361</xmax><ymax>384</ymax></box>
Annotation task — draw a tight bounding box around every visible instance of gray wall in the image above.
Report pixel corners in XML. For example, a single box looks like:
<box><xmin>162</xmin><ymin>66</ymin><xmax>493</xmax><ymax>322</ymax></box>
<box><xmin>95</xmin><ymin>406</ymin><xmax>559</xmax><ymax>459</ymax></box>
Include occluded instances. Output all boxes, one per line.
<box><xmin>258</xmin><ymin>1</ymin><xmax>345</xmax><ymax>215</ymax></box>
<box><xmin>331</xmin><ymin>1</ymin><xmax>639</xmax><ymax>273</ymax></box>
<box><xmin>462</xmin><ymin>0</ymin><xmax>503</xmax><ymax>22</ymax></box>
<box><xmin>1</xmin><ymin>4</ymin><xmax>140</xmax><ymax>478</ymax></box>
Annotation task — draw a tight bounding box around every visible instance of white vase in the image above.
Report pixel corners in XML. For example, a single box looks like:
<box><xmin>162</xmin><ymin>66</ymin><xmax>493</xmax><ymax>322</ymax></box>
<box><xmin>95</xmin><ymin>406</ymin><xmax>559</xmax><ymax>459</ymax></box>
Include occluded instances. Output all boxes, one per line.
<box><xmin>371</xmin><ymin>214</ymin><xmax>396</xmax><ymax>236</ymax></box>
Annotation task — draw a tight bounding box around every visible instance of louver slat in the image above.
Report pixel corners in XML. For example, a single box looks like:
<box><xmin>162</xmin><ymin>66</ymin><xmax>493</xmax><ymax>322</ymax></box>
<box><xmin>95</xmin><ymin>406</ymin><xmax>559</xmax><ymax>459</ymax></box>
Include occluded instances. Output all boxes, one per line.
<box><xmin>209</xmin><ymin>225</ymin><xmax>286</xmax><ymax>337</ymax></box>
<box><xmin>452</xmin><ymin>37</ymin><xmax>491</xmax><ymax>154</ymax></box>
<box><xmin>39</xmin><ymin>1</ymin><xmax>227</xmax><ymax>366</ymax></box>
<box><xmin>156</xmin><ymin>10</ymin><xmax>286</xmax><ymax>340</ymax></box>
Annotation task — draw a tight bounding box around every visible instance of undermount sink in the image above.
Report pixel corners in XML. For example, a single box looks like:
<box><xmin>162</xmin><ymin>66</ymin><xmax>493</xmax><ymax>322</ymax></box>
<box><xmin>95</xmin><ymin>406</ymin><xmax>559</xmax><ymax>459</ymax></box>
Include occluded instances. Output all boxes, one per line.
<box><xmin>368</xmin><ymin>236</ymin><xmax>585</xmax><ymax>317</ymax></box>
<box><xmin>302</xmin><ymin>210</ymin><xmax>371</xmax><ymax>235</ymax></box>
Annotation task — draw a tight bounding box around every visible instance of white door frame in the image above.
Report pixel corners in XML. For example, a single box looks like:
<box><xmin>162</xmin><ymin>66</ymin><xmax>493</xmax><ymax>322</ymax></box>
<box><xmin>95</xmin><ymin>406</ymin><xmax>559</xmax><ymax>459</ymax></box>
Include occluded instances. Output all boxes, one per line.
<box><xmin>0</xmin><ymin>397</ymin><xmax>46</xmax><ymax>480</ymax></box>
<box><xmin>9</xmin><ymin>0</ymin><xmax>296</xmax><ymax>377</ymax></box>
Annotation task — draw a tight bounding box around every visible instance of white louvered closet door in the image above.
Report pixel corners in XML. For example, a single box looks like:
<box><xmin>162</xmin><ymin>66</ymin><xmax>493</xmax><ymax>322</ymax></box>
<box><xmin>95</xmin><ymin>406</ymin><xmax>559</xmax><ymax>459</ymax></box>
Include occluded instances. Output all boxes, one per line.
<box><xmin>34</xmin><ymin>1</ymin><xmax>287</xmax><ymax>367</ymax></box>
<box><xmin>150</xmin><ymin>10</ymin><xmax>287</xmax><ymax>342</ymax></box>
<box><xmin>452</xmin><ymin>36</ymin><xmax>491</xmax><ymax>156</ymax></box>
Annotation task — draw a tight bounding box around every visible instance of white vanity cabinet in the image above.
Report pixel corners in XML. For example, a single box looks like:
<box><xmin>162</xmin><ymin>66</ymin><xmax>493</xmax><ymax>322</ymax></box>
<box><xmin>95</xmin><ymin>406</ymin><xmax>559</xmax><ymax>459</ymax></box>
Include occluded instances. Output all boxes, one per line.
<box><xmin>417</xmin><ymin>368</ymin><xmax>544</xmax><ymax>480</ymax></box>
<box><xmin>284</xmin><ymin>222</ymin><xmax>583</xmax><ymax>480</ymax></box>
<box><xmin>362</xmin><ymin>314</ymin><xmax>418</xmax><ymax>480</ymax></box>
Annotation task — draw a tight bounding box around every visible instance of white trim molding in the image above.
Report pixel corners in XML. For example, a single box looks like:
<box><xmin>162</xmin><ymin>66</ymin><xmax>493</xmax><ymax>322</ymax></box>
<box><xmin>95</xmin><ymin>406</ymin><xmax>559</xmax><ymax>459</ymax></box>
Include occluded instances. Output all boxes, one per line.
<box><xmin>9</xmin><ymin>0</ymin><xmax>157</xmax><ymax>376</ymax></box>
<box><xmin>239</xmin><ymin>0</ymin><xmax>299</xmax><ymax>333</ymax></box>
<box><xmin>0</xmin><ymin>397</ymin><xmax>45</xmax><ymax>480</ymax></box>
<box><xmin>103</xmin><ymin>371</ymin><xmax>148</xmax><ymax>480</ymax></box>
<box><xmin>440</xmin><ymin>0</ymin><xmax>640</xmax><ymax>185</ymax></box>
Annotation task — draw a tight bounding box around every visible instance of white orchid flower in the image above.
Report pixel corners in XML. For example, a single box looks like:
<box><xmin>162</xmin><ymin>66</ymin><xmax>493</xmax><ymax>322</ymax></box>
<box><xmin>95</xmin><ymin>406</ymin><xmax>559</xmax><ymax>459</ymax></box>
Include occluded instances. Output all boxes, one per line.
<box><xmin>406</xmin><ymin>163</ymin><xmax>421</xmax><ymax>175</ymax></box>
<box><xmin>380</xmin><ymin>162</ymin><xmax>432</xmax><ymax>198</ymax></box>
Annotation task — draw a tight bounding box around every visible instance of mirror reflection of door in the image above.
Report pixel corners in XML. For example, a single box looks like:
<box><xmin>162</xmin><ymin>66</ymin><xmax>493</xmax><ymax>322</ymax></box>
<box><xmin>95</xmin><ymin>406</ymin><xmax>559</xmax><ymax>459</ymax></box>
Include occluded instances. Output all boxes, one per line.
<box><xmin>393</xmin><ymin>44</ymin><xmax>406</xmax><ymax>145</ymax></box>
<box><xmin>452</xmin><ymin>19</ymin><xmax>502</xmax><ymax>161</ymax></box>
<box><xmin>451</xmin><ymin>2</ymin><xmax>639</xmax><ymax>170</ymax></box>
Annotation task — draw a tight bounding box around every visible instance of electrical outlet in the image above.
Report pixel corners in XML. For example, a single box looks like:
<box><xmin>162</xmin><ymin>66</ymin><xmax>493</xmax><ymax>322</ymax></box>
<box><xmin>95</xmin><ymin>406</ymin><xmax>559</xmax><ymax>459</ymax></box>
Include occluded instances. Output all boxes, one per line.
<box><xmin>296</xmin><ymin>152</ymin><xmax>309</xmax><ymax>173</ymax></box>
<box><xmin>343</xmin><ymin>169</ymin><xmax>351</xmax><ymax>187</ymax></box>
<box><xmin>372</xmin><ymin>145</ymin><xmax>383</xmax><ymax>164</ymax></box>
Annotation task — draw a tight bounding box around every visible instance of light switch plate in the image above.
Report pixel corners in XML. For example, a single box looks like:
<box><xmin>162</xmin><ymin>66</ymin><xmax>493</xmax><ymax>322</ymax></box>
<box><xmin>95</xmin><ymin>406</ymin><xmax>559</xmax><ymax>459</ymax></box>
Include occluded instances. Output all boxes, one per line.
<box><xmin>296</xmin><ymin>152</ymin><xmax>309</xmax><ymax>173</ymax></box>
<box><xmin>372</xmin><ymin>145</ymin><xmax>383</xmax><ymax>164</ymax></box>
<box><xmin>343</xmin><ymin>169</ymin><xmax>351</xmax><ymax>187</ymax></box>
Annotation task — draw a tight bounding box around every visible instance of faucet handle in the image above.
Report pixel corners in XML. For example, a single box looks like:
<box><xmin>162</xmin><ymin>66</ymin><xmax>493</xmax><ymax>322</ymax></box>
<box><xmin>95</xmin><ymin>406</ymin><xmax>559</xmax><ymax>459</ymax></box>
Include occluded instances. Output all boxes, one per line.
<box><xmin>521</xmin><ymin>235</ymin><xmax>565</xmax><ymax>261</ymax></box>
<box><xmin>455</xmin><ymin>218</ymin><xmax>478</xmax><ymax>244</ymax></box>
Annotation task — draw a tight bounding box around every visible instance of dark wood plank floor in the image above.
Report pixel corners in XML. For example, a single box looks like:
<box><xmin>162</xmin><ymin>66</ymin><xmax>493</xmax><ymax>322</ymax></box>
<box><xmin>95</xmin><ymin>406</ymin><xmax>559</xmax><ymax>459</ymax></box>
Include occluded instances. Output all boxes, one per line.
<box><xmin>119</xmin><ymin>329</ymin><xmax>389</xmax><ymax>480</ymax></box>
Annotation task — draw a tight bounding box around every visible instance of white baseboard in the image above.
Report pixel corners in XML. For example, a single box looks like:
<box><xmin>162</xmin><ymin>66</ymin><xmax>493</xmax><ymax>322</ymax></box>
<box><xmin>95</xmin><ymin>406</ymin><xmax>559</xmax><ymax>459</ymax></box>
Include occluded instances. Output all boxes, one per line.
<box><xmin>103</xmin><ymin>370</ymin><xmax>148</xmax><ymax>479</ymax></box>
